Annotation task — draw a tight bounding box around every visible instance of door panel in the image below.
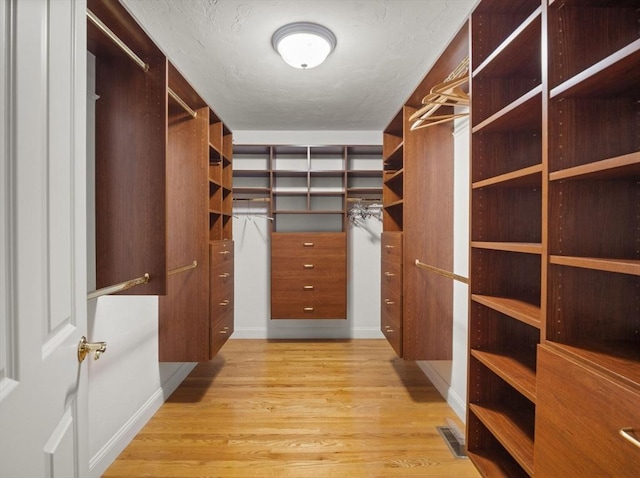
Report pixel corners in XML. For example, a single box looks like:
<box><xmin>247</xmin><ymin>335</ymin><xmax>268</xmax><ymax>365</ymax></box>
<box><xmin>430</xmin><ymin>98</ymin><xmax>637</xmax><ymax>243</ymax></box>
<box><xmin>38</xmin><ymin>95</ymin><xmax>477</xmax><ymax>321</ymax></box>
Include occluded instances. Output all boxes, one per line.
<box><xmin>0</xmin><ymin>1</ymin><xmax>88</xmax><ymax>477</ymax></box>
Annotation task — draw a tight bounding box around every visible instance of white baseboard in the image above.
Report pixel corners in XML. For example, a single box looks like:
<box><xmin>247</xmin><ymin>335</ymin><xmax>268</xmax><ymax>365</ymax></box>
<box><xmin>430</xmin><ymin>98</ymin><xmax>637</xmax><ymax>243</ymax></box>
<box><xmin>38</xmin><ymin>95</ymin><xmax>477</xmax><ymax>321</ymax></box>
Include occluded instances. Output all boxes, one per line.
<box><xmin>232</xmin><ymin>326</ymin><xmax>384</xmax><ymax>340</ymax></box>
<box><xmin>89</xmin><ymin>362</ymin><xmax>197</xmax><ymax>478</ymax></box>
<box><xmin>416</xmin><ymin>360</ymin><xmax>466</xmax><ymax>422</ymax></box>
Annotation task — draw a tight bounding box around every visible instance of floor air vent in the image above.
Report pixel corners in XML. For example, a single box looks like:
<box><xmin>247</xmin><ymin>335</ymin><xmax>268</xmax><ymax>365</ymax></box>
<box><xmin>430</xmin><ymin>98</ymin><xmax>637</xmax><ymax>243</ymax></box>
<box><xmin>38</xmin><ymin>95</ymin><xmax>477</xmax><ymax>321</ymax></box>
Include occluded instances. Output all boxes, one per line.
<box><xmin>436</xmin><ymin>422</ymin><xmax>467</xmax><ymax>459</ymax></box>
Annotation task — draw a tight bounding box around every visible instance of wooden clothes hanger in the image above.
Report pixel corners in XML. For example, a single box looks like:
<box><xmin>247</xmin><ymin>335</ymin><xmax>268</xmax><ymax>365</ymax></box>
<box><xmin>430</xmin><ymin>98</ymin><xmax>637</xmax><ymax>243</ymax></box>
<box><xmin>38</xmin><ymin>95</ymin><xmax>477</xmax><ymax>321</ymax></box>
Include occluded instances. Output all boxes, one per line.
<box><xmin>409</xmin><ymin>57</ymin><xmax>470</xmax><ymax>131</ymax></box>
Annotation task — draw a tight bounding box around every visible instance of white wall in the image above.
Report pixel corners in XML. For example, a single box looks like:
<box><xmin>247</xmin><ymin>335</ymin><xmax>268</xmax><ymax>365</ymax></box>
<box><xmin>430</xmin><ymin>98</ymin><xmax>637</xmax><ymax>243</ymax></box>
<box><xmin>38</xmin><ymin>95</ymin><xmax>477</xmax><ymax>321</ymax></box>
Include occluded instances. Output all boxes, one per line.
<box><xmin>86</xmin><ymin>54</ymin><xmax>195</xmax><ymax>478</ymax></box>
<box><xmin>416</xmin><ymin>113</ymin><xmax>470</xmax><ymax>421</ymax></box>
<box><xmin>232</xmin><ymin>130</ymin><xmax>384</xmax><ymax>339</ymax></box>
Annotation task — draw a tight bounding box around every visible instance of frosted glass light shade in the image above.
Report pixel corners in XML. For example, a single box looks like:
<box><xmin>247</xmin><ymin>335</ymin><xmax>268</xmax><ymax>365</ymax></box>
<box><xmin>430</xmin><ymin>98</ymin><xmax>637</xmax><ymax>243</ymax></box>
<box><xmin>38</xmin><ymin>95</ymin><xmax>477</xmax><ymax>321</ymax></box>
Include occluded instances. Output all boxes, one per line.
<box><xmin>272</xmin><ymin>22</ymin><xmax>336</xmax><ymax>69</ymax></box>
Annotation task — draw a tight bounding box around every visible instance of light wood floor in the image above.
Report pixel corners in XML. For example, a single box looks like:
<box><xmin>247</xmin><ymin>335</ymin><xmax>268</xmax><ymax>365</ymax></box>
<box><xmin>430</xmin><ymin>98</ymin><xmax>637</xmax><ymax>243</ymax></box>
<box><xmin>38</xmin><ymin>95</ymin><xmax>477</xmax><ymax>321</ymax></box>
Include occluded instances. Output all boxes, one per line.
<box><xmin>104</xmin><ymin>339</ymin><xmax>481</xmax><ymax>477</ymax></box>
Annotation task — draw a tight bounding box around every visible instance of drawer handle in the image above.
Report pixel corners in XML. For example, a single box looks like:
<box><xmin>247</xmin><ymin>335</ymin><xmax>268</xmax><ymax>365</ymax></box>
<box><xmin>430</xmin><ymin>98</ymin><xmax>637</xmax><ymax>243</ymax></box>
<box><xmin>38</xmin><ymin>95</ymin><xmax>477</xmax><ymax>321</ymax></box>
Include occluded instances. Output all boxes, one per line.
<box><xmin>386</xmin><ymin>329</ymin><xmax>395</xmax><ymax>333</ymax></box>
<box><xmin>303</xmin><ymin>264</ymin><xmax>314</xmax><ymax>269</ymax></box>
<box><xmin>385</xmin><ymin>299</ymin><xmax>395</xmax><ymax>305</ymax></box>
<box><xmin>303</xmin><ymin>242</ymin><xmax>314</xmax><ymax>247</ymax></box>
<box><xmin>219</xmin><ymin>330</ymin><xmax>228</xmax><ymax>334</ymax></box>
<box><xmin>219</xmin><ymin>299</ymin><xmax>230</xmax><ymax>306</ymax></box>
<box><xmin>620</xmin><ymin>428</ymin><xmax>640</xmax><ymax>449</ymax></box>
<box><xmin>219</xmin><ymin>250</ymin><xmax>230</xmax><ymax>255</ymax></box>
<box><xmin>385</xmin><ymin>245</ymin><xmax>394</xmax><ymax>250</ymax></box>
<box><xmin>303</xmin><ymin>285</ymin><xmax>314</xmax><ymax>290</ymax></box>
<box><xmin>303</xmin><ymin>307</ymin><xmax>314</xmax><ymax>312</ymax></box>
<box><xmin>384</xmin><ymin>272</ymin><xmax>395</xmax><ymax>277</ymax></box>
<box><xmin>218</xmin><ymin>273</ymin><xmax>230</xmax><ymax>278</ymax></box>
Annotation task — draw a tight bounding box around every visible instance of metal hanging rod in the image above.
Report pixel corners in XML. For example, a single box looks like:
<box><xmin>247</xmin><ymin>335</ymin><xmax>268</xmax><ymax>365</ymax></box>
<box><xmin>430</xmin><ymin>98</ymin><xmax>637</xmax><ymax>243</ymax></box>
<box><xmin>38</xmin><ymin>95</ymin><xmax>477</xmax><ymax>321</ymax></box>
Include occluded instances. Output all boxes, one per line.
<box><xmin>87</xmin><ymin>273</ymin><xmax>150</xmax><ymax>300</ymax></box>
<box><xmin>168</xmin><ymin>260</ymin><xmax>198</xmax><ymax>276</ymax></box>
<box><xmin>414</xmin><ymin>259</ymin><xmax>468</xmax><ymax>284</ymax></box>
<box><xmin>168</xmin><ymin>88</ymin><xmax>197</xmax><ymax>118</ymax></box>
<box><xmin>87</xmin><ymin>9</ymin><xmax>149</xmax><ymax>72</ymax></box>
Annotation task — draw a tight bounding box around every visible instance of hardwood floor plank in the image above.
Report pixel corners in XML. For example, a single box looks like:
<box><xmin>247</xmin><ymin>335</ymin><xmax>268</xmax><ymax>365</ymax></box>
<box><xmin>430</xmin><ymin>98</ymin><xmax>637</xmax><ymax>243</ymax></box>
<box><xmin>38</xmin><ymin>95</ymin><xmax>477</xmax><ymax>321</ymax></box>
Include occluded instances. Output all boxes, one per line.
<box><xmin>103</xmin><ymin>339</ymin><xmax>480</xmax><ymax>477</ymax></box>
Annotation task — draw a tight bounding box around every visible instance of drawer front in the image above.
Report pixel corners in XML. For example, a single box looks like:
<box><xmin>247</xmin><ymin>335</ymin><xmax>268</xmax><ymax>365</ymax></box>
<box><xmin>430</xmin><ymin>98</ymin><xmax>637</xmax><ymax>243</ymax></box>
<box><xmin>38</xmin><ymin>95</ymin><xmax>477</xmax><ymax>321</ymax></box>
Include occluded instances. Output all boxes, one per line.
<box><xmin>272</xmin><ymin>232</ymin><xmax>346</xmax><ymax>256</ymax></box>
<box><xmin>271</xmin><ymin>257</ymin><xmax>346</xmax><ymax>280</ymax></box>
<box><xmin>210</xmin><ymin>309</ymin><xmax>233</xmax><ymax>357</ymax></box>
<box><xmin>535</xmin><ymin>345</ymin><xmax>640</xmax><ymax>477</ymax></box>
<box><xmin>271</xmin><ymin>278</ymin><xmax>346</xmax><ymax>303</ymax></box>
<box><xmin>211</xmin><ymin>278</ymin><xmax>233</xmax><ymax>306</ymax></box>
<box><xmin>381</xmin><ymin>232</ymin><xmax>402</xmax><ymax>263</ymax></box>
<box><xmin>271</xmin><ymin>297</ymin><xmax>346</xmax><ymax>319</ymax></box>
<box><xmin>381</xmin><ymin>258</ymin><xmax>402</xmax><ymax>296</ymax></box>
<box><xmin>381</xmin><ymin>285</ymin><xmax>402</xmax><ymax>357</ymax></box>
<box><xmin>210</xmin><ymin>240</ymin><xmax>234</xmax><ymax>266</ymax></box>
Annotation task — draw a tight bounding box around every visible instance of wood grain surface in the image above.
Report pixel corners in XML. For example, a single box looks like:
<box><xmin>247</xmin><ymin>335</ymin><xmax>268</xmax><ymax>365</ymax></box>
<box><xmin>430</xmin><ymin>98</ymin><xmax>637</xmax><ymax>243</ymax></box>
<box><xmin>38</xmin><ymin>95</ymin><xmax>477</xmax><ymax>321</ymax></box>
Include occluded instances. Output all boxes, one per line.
<box><xmin>103</xmin><ymin>339</ymin><xmax>480</xmax><ymax>477</ymax></box>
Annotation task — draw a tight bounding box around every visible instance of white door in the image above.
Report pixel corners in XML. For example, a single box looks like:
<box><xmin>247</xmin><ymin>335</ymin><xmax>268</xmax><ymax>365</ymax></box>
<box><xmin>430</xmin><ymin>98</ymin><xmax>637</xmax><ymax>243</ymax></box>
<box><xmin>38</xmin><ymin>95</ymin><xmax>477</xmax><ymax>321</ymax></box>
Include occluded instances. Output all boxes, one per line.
<box><xmin>0</xmin><ymin>1</ymin><xmax>89</xmax><ymax>477</ymax></box>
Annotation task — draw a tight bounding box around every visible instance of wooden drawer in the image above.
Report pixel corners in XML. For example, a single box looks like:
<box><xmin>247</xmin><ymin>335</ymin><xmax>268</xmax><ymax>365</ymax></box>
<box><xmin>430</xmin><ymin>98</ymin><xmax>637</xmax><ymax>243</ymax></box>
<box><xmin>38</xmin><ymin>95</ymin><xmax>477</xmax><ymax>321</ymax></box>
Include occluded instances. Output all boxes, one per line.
<box><xmin>535</xmin><ymin>345</ymin><xmax>640</xmax><ymax>477</ymax></box>
<box><xmin>271</xmin><ymin>232</ymin><xmax>346</xmax><ymax>256</ymax></box>
<box><xmin>210</xmin><ymin>239</ymin><xmax>234</xmax><ymax>266</ymax></box>
<box><xmin>381</xmin><ymin>258</ymin><xmax>402</xmax><ymax>296</ymax></box>
<box><xmin>210</xmin><ymin>288</ymin><xmax>233</xmax><ymax>320</ymax></box>
<box><xmin>381</xmin><ymin>284</ymin><xmax>402</xmax><ymax>357</ymax></box>
<box><xmin>211</xmin><ymin>277</ymin><xmax>233</xmax><ymax>305</ymax></box>
<box><xmin>271</xmin><ymin>297</ymin><xmax>346</xmax><ymax>319</ymax></box>
<box><xmin>210</xmin><ymin>260</ymin><xmax>234</xmax><ymax>286</ymax></box>
<box><xmin>271</xmin><ymin>257</ymin><xmax>345</xmax><ymax>280</ymax></box>
<box><xmin>210</xmin><ymin>309</ymin><xmax>233</xmax><ymax>357</ymax></box>
<box><xmin>271</xmin><ymin>277</ymin><xmax>346</xmax><ymax>302</ymax></box>
<box><xmin>381</xmin><ymin>232</ymin><xmax>402</xmax><ymax>263</ymax></box>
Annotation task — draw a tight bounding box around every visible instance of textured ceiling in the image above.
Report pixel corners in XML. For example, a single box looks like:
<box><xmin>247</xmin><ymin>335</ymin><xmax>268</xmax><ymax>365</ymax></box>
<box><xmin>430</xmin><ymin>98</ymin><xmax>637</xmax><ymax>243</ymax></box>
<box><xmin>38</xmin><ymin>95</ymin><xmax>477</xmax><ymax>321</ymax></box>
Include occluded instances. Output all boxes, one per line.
<box><xmin>121</xmin><ymin>0</ymin><xmax>477</xmax><ymax>131</ymax></box>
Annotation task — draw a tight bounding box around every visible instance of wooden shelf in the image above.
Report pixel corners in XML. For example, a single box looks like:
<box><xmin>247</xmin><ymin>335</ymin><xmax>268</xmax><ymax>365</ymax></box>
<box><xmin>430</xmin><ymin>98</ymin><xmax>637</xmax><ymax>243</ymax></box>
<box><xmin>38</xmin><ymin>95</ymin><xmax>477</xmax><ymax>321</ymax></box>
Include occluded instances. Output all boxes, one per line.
<box><xmin>551</xmin><ymin>39</ymin><xmax>640</xmax><ymax>99</ymax></box>
<box><xmin>469</xmin><ymin>404</ymin><xmax>535</xmax><ymax>476</ymax></box>
<box><xmin>272</xmin><ymin>169</ymin><xmax>308</xmax><ymax>177</ymax></box>
<box><xmin>383</xmin><ymin>142</ymin><xmax>403</xmax><ymax>165</ymax></box>
<box><xmin>233</xmin><ymin>187</ymin><xmax>270</xmax><ymax>195</ymax></box>
<box><xmin>384</xmin><ymin>199</ymin><xmax>404</xmax><ymax>209</ymax></box>
<box><xmin>274</xmin><ymin>210</ymin><xmax>344</xmax><ymax>215</ymax></box>
<box><xmin>550</xmin><ymin>151</ymin><xmax>640</xmax><ymax>181</ymax></box>
<box><xmin>471</xmin><ymin>349</ymin><xmax>537</xmax><ymax>403</ymax></box>
<box><xmin>471</xmin><ymin>241</ymin><xmax>542</xmax><ymax>255</ymax></box>
<box><xmin>467</xmin><ymin>449</ymin><xmax>529</xmax><ymax>478</ymax></box>
<box><xmin>550</xmin><ymin>255</ymin><xmax>640</xmax><ymax>276</ymax></box>
<box><xmin>473</xmin><ymin>86</ymin><xmax>542</xmax><ymax>134</ymax></box>
<box><xmin>384</xmin><ymin>168</ymin><xmax>404</xmax><ymax>184</ymax></box>
<box><xmin>233</xmin><ymin>169</ymin><xmax>270</xmax><ymax>177</ymax></box>
<box><xmin>347</xmin><ymin>187</ymin><xmax>382</xmax><ymax>195</ymax></box>
<box><xmin>472</xmin><ymin>164</ymin><xmax>542</xmax><ymax>189</ymax></box>
<box><xmin>474</xmin><ymin>6</ymin><xmax>541</xmax><ymax>79</ymax></box>
<box><xmin>472</xmin><ymin>294</ymin><xmax>541</xmax><ymax>329</ymax></box>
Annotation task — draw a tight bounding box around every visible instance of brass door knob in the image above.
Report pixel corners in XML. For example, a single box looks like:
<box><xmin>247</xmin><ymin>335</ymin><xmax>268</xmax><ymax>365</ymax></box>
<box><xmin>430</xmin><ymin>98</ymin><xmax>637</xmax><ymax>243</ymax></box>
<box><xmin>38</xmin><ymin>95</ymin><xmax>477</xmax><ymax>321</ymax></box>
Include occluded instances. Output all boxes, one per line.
<box><xmin>78</xmin><ymin>336</ymin><xmax>107</xmax><ymax>362</ymax></box>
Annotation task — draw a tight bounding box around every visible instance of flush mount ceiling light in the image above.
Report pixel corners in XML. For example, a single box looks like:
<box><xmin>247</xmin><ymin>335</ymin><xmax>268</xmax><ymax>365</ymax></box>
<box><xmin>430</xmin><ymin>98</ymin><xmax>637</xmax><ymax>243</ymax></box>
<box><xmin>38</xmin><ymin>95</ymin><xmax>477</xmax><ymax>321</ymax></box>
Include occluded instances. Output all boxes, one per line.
<box><xmin>271</xmin><ymin>22</ymin><xmax>337</xmax><ymax>69</ymax></box>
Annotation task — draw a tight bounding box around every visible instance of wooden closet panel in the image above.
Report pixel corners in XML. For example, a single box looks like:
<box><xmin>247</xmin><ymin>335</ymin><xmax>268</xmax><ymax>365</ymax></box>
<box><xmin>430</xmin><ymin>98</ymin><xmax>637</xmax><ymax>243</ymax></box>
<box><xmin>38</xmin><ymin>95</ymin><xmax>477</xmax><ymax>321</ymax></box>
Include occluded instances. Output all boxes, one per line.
<box><xmin>158</xmin><ymin>100</ymin><xmax>209</xmax><ymax>361</ymax></box>
<box><xmin>94</xmin><ymin>53</ymin><xmax>167</xmax><ymax>294</ymax></box>
<box><xmin>535</xmin><ymin>345</ymin><xmax>640</xmax><ymax>477</ymax></box>
<box><xmin>403</xmin><ymin>117</ymin><xmax>454</xmax><ymax>360</ymax></box>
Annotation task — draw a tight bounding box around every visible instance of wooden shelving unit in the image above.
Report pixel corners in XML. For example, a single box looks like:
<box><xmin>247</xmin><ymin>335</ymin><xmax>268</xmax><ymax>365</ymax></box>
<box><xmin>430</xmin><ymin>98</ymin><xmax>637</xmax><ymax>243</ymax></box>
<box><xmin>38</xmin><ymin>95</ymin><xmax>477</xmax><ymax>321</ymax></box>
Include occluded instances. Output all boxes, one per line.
<box><xmin>233</xmin><ymin>144</ymin><xmax>382</xmax><ymax>320</ymax></box>
<box><xmin>468</xmin><ymin>1</ymin><xmax>542</xmax><ymax>474</ymax></box>
<box><xmin>88</xmin><ymin>0</ymin><xmax>234</xmax><ymax>362</ymax></box>
<box><xmin>468</xmin><ymin>1</ymin><xmax>640</xmax><ymax>476</ymax></box>
<box><xmin>381</xmin><ymin>24</ymin><xmax>469</xmax><ymax>361</ymax></box>
<box><xmin>208</xmin><ymin>113</ymin><xmax>233</xmax><ymax>241</ymax></box>
<box><xmin>88</xmin><ymin>0</ymin><xmax>167</xmax><ymax>295</ymax></box>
